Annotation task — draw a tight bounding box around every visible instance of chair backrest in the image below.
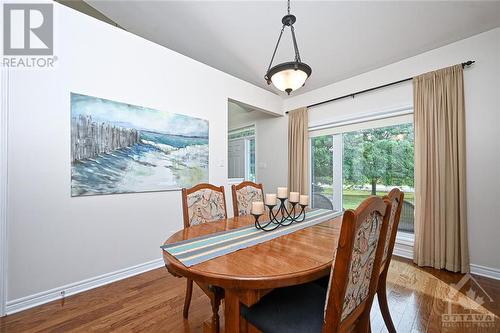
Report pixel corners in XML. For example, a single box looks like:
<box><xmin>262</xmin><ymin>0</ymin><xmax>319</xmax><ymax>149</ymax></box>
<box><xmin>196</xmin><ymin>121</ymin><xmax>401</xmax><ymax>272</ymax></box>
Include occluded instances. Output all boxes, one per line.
<box><xmin>398</xmin><ymin>200</ymin><xmax>414</xmax><ymax>233</ymax></box>
<box><xmin>323</xmin><ymin>196</ymin><xmax>391</xmax><ymax>332</ymax></box>
<box><xmin>381</xmin><ymin>188</ymin><xmax>405</xmax><ymax>274</ymax></box>
<box><xmin>231</xmin><ymin>181</ymin><xmax>264</xmax><ymax>217</ymax></box>
<box><xmin>182</xmin><ymin>183</ymin><xmax>227</xmax><ymax>228</ymax></box>
<box><xmin>312</xmin><ymin>193</ymin><xmax>334</xmax><ymax>210</ymax></box>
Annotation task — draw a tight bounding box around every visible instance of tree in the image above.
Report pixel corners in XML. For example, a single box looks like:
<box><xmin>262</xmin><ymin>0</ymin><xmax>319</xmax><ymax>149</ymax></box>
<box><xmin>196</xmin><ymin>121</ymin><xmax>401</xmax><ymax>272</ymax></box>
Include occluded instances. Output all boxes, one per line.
<box><xmin>342</xmin><ymin>124</ymin><xmax>414</xmax><ymax>195</ymax></box>
<box><xmin>312</xmin><ymin>123</ymin><xmax>414</xmax><ymax>196</ymax></box>
<box><xmin>311</xmin><ymin>135</ymin><xmax>333</xmax><ymax>192</ymax></box>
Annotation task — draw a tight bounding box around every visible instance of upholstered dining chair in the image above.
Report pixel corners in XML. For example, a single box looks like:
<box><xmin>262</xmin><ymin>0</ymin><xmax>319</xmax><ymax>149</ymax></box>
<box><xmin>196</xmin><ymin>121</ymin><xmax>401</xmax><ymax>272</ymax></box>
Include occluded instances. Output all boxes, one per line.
<box><xmin>241</xmin><ymin>196</ymin><xmax>392</xmax><ymax>333</ymax></box>
<box><xmin>231</xmin><ymin>181</ymin><xmax>264</xmax><ymax>217</ymax></box>
<box><xmin>181</xmin><ymin>183</ymin><xmax>227</xmax><ymax>331</ymax></box>
<box><xmin>377</xmin><ymin>188</ymin><xmax>404</xmax><ymax>333</ymax></box>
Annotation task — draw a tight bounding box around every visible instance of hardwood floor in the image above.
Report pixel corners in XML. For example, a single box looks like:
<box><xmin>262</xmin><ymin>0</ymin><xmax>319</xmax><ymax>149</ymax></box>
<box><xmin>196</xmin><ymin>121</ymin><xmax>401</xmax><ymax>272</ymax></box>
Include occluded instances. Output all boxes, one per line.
<box><xmin>1</xmin><ymin>257</ymin><xmax>499</xmax><ymax>332</ymax></box>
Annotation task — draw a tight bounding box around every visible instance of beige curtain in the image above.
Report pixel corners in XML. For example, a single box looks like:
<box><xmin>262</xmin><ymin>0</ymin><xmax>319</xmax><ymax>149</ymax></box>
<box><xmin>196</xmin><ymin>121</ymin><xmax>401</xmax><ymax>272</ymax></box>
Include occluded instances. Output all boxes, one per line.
<box><xmin>288</xmin><ymin>107</ymin><xmax>309</xmax><ymax>195</ymax></box>
<box><xmin>413</xmin><ymin>64</ymin><xmax>469</xmax><ymax>273</ymax></box>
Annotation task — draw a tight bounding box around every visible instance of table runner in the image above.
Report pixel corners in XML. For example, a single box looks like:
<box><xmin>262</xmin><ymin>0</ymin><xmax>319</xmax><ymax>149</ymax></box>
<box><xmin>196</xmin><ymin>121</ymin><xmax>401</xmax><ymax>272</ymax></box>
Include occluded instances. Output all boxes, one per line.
<box><xmin>161</xmin><ymin>208</ymin><xmax>340</xmax><ymax>267</ymax></box>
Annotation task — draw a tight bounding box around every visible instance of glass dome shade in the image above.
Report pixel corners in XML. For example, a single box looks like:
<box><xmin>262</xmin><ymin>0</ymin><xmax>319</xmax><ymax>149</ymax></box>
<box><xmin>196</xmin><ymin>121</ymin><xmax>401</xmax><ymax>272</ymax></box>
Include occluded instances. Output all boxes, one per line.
<box><xmin>266</xmin><ymin>62</ymin><xmax>312</xmax><ymax>95</ymax></box>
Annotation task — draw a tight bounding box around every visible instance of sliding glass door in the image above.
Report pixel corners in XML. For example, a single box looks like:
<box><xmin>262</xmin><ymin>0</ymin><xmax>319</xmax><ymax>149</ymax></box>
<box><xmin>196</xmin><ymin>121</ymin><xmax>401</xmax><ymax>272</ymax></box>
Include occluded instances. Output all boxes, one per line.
<box><xmin>311</xmin><ymin>136</ymin><xmax>334</xmax><ymax>209</ymax></box>
<box><xmin>310</xmin><ymin>115</ymin><xmax>415</xmax><ymax>234</ymax></box>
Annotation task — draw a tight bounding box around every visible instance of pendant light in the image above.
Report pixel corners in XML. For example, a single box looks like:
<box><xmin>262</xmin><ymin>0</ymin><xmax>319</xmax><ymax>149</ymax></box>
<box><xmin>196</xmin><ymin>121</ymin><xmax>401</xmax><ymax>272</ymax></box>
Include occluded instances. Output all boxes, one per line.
<box><xmin>264</xmin><ymin>0</ymin><xmax>312</xmax><ymax>95</ymax></box>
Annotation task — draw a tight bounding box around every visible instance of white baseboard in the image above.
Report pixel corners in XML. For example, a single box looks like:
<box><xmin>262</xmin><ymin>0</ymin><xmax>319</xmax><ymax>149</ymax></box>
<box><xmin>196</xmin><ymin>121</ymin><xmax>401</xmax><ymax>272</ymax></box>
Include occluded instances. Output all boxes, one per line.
<box><xmin>470</xmin><ymin>263</ymin><xmax>500</xmax><ymax>281</ymax></box>
<box><xmin>5</xmin><ymin>258</ymin><xmax>164</xmax><ymax>315</ymax></box>
<box><xmin>392</xmin><ymin>238</ymin><xmax>500</xmax><ymax>281</ymax></box>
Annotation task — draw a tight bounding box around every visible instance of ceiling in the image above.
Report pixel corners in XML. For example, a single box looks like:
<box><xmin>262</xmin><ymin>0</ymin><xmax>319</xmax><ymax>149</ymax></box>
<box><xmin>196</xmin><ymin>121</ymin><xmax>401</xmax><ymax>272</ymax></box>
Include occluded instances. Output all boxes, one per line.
<box><xmin>228</xmin><ymin>99</ymin><xmax>278</xmax><ymax>129</ymax></box>
<box><xmin>87</xmin><ymin>1</ymin><xmax>500</xmax><ymax>96</ymax></box>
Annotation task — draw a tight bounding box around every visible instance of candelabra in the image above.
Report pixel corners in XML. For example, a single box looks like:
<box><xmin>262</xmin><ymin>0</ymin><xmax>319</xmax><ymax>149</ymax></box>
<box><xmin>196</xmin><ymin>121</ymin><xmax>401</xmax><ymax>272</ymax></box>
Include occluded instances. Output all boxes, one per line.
<box><xmin>252</xmin><ymin>198</ymin><xmax>307</xmax><ymax>232</ymax></box>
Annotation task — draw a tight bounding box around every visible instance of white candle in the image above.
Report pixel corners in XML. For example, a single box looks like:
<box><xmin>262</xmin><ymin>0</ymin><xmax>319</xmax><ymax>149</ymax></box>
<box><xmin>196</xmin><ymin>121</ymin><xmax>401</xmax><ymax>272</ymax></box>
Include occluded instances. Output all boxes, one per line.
<box><xmin>289</xmin><ymin>192</ymin><xmax>300</xmax><ymax>203</ymax></box>
<box><xmin>299</xmin><ymin>195</ymin><xmax>309</xmax><ymax>206</ymax></box>
<box><xmin>265</xmin><ymin>193</ymin><xmax>277</xmax><ymax>206</ymax></box>
<box><xmin>277</xmin><ymin>187</ymin><xmax>288</xmax><ymax>199</ymax></box>
<box><xmin>251</xmin><ymin>201</ymin><xmax>265</xmax><ymax>215</ymax></box>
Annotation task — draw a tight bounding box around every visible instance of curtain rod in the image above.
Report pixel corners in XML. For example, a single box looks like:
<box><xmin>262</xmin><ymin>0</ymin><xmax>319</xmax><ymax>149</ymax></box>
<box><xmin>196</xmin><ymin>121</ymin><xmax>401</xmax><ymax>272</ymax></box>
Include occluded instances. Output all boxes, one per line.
<box><xmin>285</xmin><ymin>60</ymin><xmax>475</xmax><ymax>114</ymax></box>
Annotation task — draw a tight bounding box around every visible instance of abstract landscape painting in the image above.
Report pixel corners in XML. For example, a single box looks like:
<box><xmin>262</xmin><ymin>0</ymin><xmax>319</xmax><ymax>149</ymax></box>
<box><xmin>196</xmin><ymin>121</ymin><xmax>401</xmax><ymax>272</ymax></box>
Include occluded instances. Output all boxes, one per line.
<box><xmin>71</xmin><ymin>93</ymin><xmax>209</xmax><ymax>196</ymax></box>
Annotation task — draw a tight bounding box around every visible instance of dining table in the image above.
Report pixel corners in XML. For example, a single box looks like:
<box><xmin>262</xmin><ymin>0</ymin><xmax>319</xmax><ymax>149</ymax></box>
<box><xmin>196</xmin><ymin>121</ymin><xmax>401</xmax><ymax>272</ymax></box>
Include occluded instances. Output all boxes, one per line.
<box><xmin>162</xmin><ymin>211</ymin><xmax>343</xmax><ymax>333</ymax></box>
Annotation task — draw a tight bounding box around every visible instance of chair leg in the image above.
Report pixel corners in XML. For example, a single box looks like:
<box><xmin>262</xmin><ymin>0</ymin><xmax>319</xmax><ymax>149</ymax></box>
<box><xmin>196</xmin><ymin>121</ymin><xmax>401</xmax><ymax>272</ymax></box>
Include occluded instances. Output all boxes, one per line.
<box><xmin>377</xmin><ymin>274</ymin><xmax>397</xmax><ymax>333</ymax></box>
<box><xmin>210</xmin><ymin>292</ymin><xmax>222</xmax><ymax>333</ymax></box>
<box><xmin>183</xmin><ymin>278</ymin><xmax>193</xmax><ymax>319</ymax></box>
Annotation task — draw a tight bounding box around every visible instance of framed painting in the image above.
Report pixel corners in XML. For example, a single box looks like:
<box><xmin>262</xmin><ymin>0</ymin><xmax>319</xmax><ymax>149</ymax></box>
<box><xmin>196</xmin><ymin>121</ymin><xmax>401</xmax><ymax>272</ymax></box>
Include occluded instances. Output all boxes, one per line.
<box><xmin>70</xmin><ymin>93</ymin><xmax>209</xmax><ymax>196</ymax></box>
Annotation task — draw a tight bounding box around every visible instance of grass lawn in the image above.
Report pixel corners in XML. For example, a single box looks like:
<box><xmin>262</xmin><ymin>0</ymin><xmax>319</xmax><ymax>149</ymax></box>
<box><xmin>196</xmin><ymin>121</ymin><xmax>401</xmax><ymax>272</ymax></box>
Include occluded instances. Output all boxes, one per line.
<box><xmin>319</xmin><ymin>188</ymin><xmax>414</xmax><ymax>210</ymax></box>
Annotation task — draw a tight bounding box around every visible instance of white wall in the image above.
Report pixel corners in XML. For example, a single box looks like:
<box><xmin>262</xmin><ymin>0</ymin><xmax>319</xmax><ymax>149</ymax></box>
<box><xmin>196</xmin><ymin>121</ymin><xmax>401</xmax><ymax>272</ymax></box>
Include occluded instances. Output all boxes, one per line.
<box><xmin>255</xmin><ymin>116</ymin><xmax>288</xmax><ymax>193</ymax></box>
<box><xmin>284</xmin><ymin>28</ymin><xmax>500</xmax><ymax>273</ymax></box>
<box><xmin>5</xmin><ymin>3</ymin><xmax>282</xmax><ymax>303</ymax></box>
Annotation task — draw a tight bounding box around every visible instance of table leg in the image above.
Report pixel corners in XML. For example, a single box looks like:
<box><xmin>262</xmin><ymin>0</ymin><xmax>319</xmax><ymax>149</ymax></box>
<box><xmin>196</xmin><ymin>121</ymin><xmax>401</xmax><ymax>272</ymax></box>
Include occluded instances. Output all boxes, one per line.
<box><xmin>224</xmin><ymin>289</ymin><xmax>241</xmax><ymax>333</ymax></box>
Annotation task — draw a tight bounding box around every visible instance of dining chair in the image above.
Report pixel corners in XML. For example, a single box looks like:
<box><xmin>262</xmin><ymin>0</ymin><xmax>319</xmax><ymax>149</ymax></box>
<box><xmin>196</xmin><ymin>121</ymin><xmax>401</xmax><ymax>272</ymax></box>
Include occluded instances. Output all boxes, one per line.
<box><xmin>181</xmin><ymin>183</ymin><xmax>227</xmax><ymax>331</ymax></box>
<box><xmin>231</xmin><ymin>181</ymin><xmax>264</xmax><ymax>217</ymax></box>
<box><xmin>377</xmin><ymin>188</ymin><xmax>404</xmax><ymax>333</ymax></box>
<box><xmin>241</xmin><ymin>196</ymin><xmax>392</xmax><ymax>333</ymax></box>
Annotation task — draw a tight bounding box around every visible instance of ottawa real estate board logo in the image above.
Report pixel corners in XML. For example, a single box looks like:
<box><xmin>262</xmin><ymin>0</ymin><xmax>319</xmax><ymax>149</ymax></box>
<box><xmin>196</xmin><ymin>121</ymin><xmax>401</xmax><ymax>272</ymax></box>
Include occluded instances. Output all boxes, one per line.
<box><xmin>442</xmin><ymin>273</ymin><xmax>496</xmax><ymax>329</ymax></box>
<box><xmin>2</xmin><ymin>2</ymin><xmax>56</xmax><ymax>68</ymax></box>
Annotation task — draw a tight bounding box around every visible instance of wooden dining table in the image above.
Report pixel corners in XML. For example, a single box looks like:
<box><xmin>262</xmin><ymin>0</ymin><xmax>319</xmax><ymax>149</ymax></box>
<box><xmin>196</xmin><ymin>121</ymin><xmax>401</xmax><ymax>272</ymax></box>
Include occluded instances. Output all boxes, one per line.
<box><xmin>162</xmin><ymin>212</ymin><xmax>343</xmax><ymax>333</ymax></box>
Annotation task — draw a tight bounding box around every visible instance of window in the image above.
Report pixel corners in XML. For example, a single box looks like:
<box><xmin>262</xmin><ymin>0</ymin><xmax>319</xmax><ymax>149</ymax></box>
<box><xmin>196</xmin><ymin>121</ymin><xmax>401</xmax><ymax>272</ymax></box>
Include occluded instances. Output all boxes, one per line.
<box><xmin>248</xmin><ymin>137</ymin><xmax>256</xmax><ymax>182</ymax></box>
<box><xmin>310</xmin><ymin>111</ymin><xmax>415</xmax><ymax>234</ymax></box>
<box><xmin>228</xmin><ymin>125</ymin><xmax>256</xmax><ymax>182</ymax></box>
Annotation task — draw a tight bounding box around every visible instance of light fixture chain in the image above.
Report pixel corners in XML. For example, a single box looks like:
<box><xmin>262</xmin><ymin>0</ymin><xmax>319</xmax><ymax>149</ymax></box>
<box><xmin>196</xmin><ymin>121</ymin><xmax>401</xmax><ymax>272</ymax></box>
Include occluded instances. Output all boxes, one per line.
<box><xmin>290</xmin><ymin>25</ymin><xmax>301</xmax><ymax>63</ymax></box>
<box><xmin>266</xmin><ymin>25</ymin><xmax>286</xmax><ymax>76</ymax></box>
<box><xmin>287</xmin><ymin>0</ymin><xmax>290</xmax><ymax>15</ymax></box>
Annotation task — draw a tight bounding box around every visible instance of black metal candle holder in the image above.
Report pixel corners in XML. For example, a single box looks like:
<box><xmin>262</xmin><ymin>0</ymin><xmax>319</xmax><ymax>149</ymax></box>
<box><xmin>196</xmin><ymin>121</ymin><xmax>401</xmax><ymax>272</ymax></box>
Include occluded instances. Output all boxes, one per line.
<box><xmin>252</xmin><ymin>198</ymin><xmax>307</xmax><ymax>232</ymax></box>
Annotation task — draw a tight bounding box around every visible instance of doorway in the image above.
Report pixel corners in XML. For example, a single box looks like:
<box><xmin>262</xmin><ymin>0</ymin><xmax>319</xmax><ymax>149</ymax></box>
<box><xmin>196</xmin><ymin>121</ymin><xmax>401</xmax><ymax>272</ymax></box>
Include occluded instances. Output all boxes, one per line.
<box><xmin>227</xmin><ymin>99</ymin><xmax>276</xmax><ymax>184</ymax></box>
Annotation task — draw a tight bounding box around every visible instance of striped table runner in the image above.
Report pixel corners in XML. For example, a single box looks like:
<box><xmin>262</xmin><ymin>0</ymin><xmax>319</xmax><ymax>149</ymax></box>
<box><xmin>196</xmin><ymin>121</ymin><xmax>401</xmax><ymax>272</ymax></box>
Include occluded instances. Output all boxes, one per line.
<box><xmin>161</xmin><ymin>208</ymin><xmax>340</xmax><ymax>267</ymax></box>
